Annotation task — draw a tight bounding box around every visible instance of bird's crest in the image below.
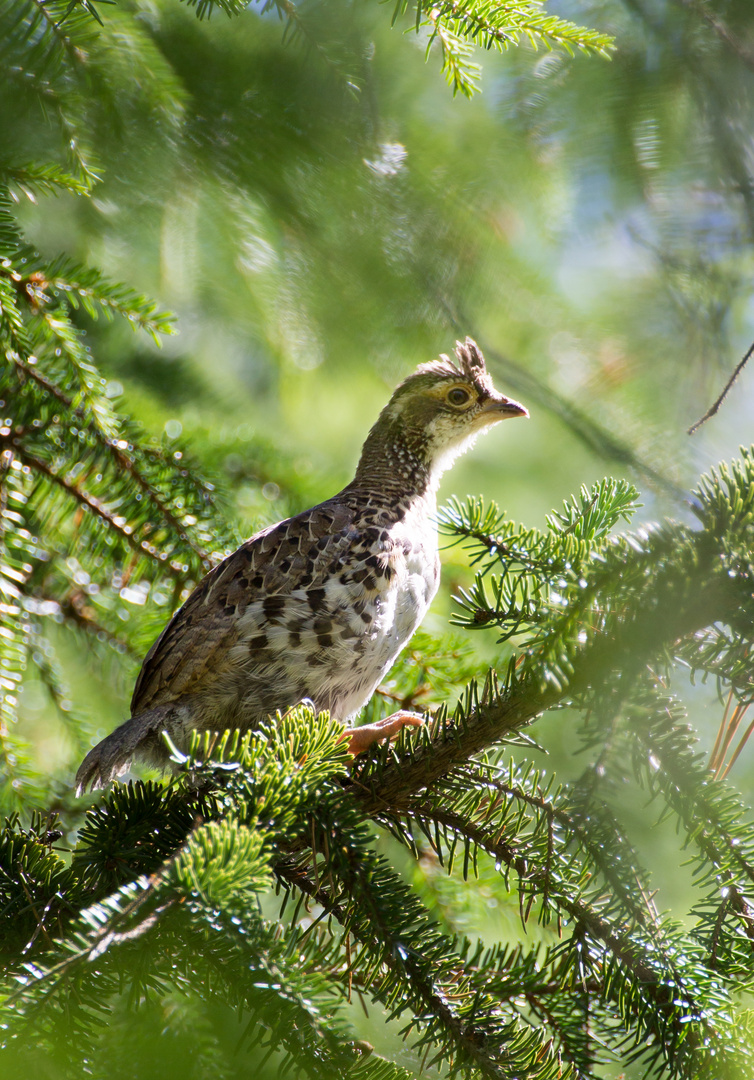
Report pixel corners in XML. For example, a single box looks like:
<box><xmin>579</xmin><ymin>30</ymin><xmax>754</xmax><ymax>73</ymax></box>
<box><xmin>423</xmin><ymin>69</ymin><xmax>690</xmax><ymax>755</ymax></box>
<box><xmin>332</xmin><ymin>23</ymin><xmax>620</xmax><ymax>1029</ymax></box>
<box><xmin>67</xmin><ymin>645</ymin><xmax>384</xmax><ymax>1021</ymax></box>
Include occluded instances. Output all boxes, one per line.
<box><xmin>394</xmin><ymin>337</ymin><xmax>493</xmax><ymax>400</ymax></box>
<box><xmin>453</xmin><ymin>337</ymin><xmax>486</xmax><ymax>377</ymax></box>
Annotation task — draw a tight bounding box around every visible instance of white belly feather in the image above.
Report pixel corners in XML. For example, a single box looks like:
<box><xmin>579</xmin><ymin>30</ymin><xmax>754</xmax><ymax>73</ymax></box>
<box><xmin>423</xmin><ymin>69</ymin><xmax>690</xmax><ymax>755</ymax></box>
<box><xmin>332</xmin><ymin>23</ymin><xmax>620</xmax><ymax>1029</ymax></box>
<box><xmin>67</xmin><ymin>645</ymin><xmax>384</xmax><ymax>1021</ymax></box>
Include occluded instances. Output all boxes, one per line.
<box><xmin>328</xmin><ymin>538</ymin><xmax>439</xmax><ymax>719</ymax></box>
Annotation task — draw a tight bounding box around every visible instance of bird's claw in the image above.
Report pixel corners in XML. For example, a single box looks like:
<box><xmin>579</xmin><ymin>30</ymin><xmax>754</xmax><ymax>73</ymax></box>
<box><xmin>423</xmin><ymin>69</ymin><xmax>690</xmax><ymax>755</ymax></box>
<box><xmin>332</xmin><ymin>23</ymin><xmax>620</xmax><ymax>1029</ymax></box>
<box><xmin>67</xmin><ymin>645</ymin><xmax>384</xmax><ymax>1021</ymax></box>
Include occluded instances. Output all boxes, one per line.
<box><xmin>341</xmin><ymin>711</ymin><xmax>425</xmax><ymax>755</ymax></box>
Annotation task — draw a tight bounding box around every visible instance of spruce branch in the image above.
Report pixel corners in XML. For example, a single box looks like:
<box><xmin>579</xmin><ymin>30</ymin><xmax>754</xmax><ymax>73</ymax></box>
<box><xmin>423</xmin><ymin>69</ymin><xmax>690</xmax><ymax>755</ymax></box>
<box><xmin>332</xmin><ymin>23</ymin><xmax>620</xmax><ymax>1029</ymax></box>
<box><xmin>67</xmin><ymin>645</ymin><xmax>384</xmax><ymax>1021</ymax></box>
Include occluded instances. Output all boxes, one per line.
<box><xmin>395</xmin><ymin>0</ymin><xmax>615</xmax><ymax>96</ymax></box>
<box><xmin>32</xmin><ymin>256</ymin><xmax>175</xmax><ymax>341</ymax></box>
<box><xmin>3</xmin><ymin>162</ymin><xmax>92</xmax><ymax>199</ymax></box>
<box><xmin>179</xmin><ymin>0</ymin><xmax>248</xmax><ymax>19</ymax></box>
<box><xmin>11</xmin><ymin>356</ymin><xmax>212</xmax><ymax>571</ymax></box>
<box><xmin>437</xmin><ymin>761</ymin><xmax>660</xmax><ymax>934</ymax></box>
<box><xmin>26</xmin><ymin>0</ymin><xmax>100</xmax><ymax>63</ymax></box>
<box><xmin>4</xmin><ymin>436</ymin><xmax>189</xmax><ymax>575</ymax></box>
<box><xmin>275</xmin><ymin>857</ymin><xmax>567</xmax><ymax>1080</ymax></box>
<box><xmin>386</xmin><ymin>798</ymin><xmax>711</xmax><ymax>1067</ymax></box>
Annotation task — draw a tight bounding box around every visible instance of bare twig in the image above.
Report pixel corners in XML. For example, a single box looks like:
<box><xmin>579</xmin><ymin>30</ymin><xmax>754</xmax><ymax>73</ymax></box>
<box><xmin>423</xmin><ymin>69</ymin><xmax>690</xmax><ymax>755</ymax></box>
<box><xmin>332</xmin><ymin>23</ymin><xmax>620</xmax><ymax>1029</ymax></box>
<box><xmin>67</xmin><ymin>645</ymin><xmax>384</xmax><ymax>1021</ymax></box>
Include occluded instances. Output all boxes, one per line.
<box><xmin>688</xmin><ymin>342</ymin><xmax>754</xmax><ymax>435</ymax></box>
<box><xmin>673</xmin><ymin>0</ymin><xmax>754</xmax><ymax>73</ymax></box>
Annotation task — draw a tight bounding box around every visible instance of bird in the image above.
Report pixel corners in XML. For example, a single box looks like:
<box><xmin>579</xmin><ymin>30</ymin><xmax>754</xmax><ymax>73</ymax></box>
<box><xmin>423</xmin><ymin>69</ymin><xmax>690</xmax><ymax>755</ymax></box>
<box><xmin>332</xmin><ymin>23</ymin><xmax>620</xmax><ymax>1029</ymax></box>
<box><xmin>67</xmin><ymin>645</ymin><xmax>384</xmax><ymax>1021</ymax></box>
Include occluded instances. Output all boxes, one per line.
<box><xmin>75</xmin><ymin>338</ymin><xmax>528</xmax><ymax>793</ymax></box>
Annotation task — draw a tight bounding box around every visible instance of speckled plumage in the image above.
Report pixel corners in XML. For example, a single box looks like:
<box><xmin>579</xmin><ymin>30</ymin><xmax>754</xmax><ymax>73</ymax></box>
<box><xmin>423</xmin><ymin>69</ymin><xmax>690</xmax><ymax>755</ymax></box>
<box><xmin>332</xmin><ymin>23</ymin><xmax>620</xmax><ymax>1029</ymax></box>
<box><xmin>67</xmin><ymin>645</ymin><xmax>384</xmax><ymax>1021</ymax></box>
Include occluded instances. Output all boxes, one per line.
<box><xmin>76</xmin><ymin>338</ymin><xmax>527</xmax><ymax>793</ymax></box>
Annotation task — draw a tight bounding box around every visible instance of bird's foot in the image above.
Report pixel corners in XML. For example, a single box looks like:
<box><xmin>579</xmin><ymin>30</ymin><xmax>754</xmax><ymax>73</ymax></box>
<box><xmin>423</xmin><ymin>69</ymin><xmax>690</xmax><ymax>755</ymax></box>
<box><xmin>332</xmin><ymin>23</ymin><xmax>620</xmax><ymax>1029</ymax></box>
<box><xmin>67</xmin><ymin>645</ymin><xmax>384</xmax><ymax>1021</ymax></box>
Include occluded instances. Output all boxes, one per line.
<box><xmin>341</xmin><ymin>711</ymin><xmax>425</xmax><ymax>756</ymax></box>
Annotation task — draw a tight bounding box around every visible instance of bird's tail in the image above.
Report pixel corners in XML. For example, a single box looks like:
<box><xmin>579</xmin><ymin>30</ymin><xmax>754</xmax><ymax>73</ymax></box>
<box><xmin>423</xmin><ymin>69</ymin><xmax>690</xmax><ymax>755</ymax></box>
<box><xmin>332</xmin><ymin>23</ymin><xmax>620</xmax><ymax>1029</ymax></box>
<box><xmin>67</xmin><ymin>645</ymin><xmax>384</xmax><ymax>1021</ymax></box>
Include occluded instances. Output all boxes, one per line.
<box><xmin>75</xmin><ymin>704</ymin><xmax>178</xmax><ymax>795</ymax></box>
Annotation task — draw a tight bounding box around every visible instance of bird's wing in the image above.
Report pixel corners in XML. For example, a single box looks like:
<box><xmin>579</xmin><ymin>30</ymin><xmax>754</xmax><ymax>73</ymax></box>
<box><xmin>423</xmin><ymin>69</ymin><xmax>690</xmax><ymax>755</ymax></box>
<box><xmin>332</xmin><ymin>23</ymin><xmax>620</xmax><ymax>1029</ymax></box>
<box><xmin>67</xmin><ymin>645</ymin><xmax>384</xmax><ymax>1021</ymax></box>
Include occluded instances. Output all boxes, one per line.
<box><xmin>130</xmin><ymin>498</ymin><xmax>360</xmax><ymax>714</ymax></box>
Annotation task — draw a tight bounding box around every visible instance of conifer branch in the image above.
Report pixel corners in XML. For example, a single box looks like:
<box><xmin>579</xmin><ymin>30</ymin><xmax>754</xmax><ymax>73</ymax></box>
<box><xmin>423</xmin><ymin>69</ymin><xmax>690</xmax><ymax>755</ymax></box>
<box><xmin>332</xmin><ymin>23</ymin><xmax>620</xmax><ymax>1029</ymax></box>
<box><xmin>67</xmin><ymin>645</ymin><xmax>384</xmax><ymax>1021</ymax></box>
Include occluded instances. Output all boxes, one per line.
<box><xmin>274</xmin><ymin>857</ymin><xmax>567</xmax><ymax>1079</ymax></box>
<box><xmin>11</xmin><ymin>356</ymin><xmax>212</xmax><ymax>570</ymax></box>
<box><xmin>391</xmin><ymin>799</ymin><xmax>706</xmax><ymax>1046</ymax></box>
<box><xmin>398</xmin><ymin>0</ymin><xmax>615</xmax><ymax>96</ymax></box>
<box><xmin>4</xmin><ymin>162</ymin><xmax>92</xmax><ymax>198</ymax></box>
<box><xmin>354</xmin><ymin>521</ymin><xmax>746</xmax><ymax>808</ymax></box>
<box><xmin>3</xmin><ymin>437</ymin><xmax>188</xmax><ymax>575</ymax></box>
<box><xmin>445</xmin><ymin>763</ymin><xmax>660</xmax><ymax>932</ymax></box>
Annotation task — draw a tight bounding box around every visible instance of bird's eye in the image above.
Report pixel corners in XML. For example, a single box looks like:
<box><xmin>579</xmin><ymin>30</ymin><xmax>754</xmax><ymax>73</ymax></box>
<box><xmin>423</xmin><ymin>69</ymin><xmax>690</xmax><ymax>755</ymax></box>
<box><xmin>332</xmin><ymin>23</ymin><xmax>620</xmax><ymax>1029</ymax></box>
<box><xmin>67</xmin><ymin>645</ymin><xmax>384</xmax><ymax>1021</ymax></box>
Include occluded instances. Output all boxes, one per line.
<box><xmin>447</xmin><ymin>387</ymin><xmax>471</xmax><ymax>407</ymax></box>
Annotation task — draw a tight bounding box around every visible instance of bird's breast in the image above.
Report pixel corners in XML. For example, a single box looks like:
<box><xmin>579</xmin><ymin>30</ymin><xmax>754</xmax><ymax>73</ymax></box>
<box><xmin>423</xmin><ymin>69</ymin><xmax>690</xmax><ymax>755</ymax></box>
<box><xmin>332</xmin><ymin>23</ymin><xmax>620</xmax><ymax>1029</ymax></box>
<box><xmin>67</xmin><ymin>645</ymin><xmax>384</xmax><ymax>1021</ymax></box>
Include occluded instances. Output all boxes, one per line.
<box><xmin>383</xmin><ymin>518</ymin><xmax>440</xmax><ymax>636</ymax></box>
<box><xmin>226</xmin><ymin>507</ymin><xmax>440</xmax><ymax>721</ymax></box>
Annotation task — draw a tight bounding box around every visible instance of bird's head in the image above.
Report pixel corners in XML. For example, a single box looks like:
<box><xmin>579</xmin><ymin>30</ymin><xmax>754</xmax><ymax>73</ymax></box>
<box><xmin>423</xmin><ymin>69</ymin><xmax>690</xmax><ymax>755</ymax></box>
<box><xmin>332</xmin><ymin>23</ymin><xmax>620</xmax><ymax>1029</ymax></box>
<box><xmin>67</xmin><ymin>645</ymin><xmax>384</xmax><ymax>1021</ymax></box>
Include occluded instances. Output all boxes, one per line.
<box><xmin>355</xmin><ymin>337</ymin><xmax>528</xmax><ymax>494</ymax></box>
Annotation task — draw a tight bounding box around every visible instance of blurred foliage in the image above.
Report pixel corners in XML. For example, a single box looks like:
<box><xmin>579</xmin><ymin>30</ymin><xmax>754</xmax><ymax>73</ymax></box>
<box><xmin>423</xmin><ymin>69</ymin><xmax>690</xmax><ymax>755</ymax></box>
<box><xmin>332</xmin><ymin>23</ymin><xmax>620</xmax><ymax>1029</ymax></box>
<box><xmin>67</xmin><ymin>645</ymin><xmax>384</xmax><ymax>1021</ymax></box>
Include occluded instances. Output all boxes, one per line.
<box><xmin>2</xmin><ymin>0</ymin><xmax>754</xmax><ymax>1076</ymax></box>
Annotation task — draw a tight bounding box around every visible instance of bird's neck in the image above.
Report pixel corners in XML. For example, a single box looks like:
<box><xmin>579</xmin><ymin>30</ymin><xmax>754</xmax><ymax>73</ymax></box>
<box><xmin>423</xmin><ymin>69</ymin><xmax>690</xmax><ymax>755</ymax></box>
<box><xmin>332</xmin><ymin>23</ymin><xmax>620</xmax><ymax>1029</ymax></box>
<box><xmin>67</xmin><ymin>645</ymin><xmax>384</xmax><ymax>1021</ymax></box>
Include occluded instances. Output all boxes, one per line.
<box><xmin>347</xmin><ymin>419</ymin><xmax>438</xmax><ymax>510</ymax></box>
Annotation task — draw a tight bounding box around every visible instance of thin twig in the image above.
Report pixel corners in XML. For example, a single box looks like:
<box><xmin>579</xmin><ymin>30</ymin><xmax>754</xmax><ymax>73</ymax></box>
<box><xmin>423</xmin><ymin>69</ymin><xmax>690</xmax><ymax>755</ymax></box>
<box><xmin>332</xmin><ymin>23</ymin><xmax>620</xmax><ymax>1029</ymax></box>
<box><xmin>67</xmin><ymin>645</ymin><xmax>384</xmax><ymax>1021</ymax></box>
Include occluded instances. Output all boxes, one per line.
<box><xmin>688</xmin><ymin>342</ymin><xmax>754</xmax><ymax>435</ymax></box>
<box><xmin>709</xmin><ymin>687</ymin><xmax>735</xmax><ymax>773</ymax></box>
<box><xmin>721</xmin><ymin>707</ymin><xmax>754</xmax><ymax>780</ymax></box>
<box><xmin>673</xmin><ymin>0</ymin><xmax>754</xmax><ymax>73</ymax></box>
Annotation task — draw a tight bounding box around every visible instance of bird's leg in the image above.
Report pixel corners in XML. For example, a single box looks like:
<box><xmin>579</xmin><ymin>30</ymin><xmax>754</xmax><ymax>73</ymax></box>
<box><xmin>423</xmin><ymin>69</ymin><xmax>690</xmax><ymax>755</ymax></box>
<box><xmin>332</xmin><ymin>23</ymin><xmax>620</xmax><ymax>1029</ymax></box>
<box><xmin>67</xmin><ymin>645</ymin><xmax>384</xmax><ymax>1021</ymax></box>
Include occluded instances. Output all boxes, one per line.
<box><xmin>340</xmin><ymin>711</ymin><xmax>425</xmax><ymax>755</ymax></box>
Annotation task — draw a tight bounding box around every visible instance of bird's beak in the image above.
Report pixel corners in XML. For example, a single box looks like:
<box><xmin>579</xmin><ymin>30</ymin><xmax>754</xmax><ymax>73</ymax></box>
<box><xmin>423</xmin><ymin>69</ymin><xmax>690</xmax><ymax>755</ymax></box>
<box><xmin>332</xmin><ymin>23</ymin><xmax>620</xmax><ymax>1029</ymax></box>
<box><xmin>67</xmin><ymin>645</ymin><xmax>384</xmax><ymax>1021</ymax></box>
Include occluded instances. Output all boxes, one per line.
<box><xmin>479</xmin><ymin>394</ymin><xmax>529</xmax><ymax>422</ymax></box>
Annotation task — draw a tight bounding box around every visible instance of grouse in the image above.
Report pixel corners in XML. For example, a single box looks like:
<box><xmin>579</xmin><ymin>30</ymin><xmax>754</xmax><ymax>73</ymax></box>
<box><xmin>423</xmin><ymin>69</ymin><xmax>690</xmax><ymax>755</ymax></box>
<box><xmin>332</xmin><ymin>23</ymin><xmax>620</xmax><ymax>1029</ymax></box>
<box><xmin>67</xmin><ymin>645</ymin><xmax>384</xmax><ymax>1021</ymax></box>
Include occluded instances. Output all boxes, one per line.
<box><xmin>76</xmin><ymin>338</ymin><xmax>527</xmax><ymax>792</ymax></box>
